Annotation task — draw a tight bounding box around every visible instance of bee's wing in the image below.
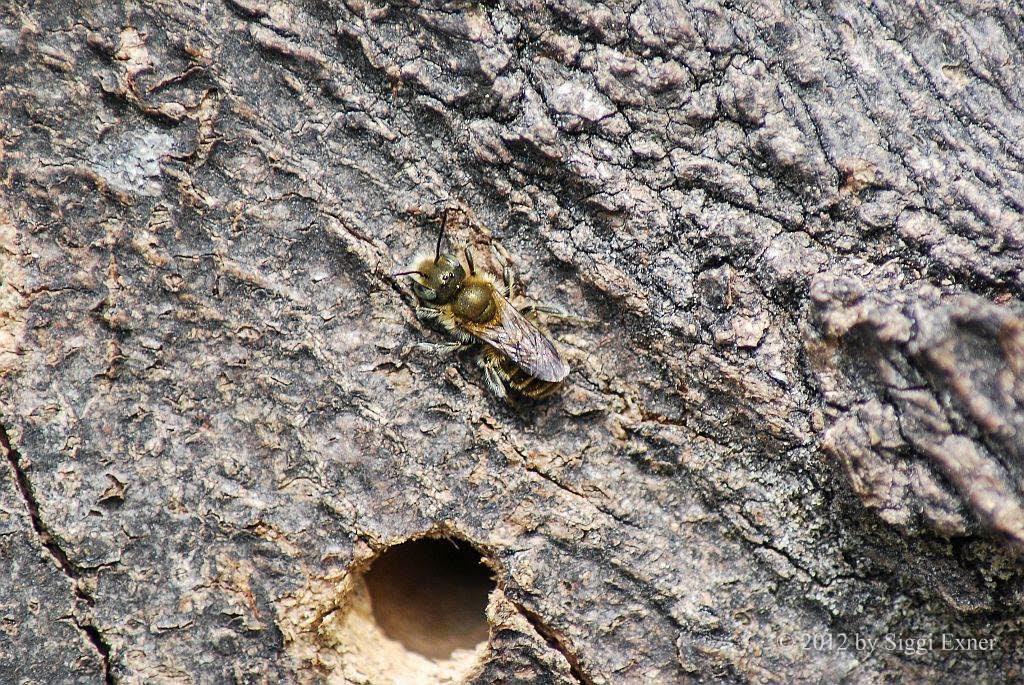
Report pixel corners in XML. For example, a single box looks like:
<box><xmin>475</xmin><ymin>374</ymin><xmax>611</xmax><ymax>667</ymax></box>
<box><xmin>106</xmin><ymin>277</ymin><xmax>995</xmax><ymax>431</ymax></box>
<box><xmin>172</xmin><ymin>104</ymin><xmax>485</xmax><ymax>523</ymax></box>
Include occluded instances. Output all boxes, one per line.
<box><xmin>464</xmin><ymin>292</ymin><xmax>570</xmax><ymax>383</ymax></box>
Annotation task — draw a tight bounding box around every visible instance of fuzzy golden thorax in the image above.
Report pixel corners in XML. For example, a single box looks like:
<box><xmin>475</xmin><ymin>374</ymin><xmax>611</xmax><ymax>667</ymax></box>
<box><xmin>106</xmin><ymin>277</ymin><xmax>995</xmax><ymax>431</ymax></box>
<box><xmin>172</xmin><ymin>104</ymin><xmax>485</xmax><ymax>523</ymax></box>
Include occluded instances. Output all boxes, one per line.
<box><xmin>450</xmin><ymin>276</ymin><xmax>497</xmax><ymax>323</ymax></box>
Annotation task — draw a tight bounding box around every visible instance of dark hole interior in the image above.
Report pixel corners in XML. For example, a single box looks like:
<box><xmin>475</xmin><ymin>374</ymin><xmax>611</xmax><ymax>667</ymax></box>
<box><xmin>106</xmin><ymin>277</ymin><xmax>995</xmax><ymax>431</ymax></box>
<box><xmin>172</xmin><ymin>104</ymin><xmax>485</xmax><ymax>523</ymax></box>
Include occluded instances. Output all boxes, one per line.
<box><xmin>363</xmin><ymin>537</ymin><xmax>495</xmax><ymax>660</ymax></box>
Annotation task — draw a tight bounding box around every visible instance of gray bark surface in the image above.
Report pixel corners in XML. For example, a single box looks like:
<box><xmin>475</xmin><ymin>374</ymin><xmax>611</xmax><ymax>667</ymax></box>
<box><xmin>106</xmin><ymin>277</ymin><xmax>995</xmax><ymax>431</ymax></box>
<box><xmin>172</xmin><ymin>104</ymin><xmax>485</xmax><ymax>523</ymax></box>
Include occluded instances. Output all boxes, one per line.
<box><xmin>1</xmin><ymin>0</ymin><xmax>1023</xmax><ymax>682</ymax></box>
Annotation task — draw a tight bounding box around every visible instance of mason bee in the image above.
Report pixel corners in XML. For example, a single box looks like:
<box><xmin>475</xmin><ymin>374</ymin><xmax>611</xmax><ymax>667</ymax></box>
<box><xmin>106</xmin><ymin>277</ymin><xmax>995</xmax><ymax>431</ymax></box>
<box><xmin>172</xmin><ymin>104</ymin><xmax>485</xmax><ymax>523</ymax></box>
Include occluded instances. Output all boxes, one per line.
<box><xmin>394</xmin><ymin>210</ymin><xmax>572</xmax><ymax>400</ymax></box>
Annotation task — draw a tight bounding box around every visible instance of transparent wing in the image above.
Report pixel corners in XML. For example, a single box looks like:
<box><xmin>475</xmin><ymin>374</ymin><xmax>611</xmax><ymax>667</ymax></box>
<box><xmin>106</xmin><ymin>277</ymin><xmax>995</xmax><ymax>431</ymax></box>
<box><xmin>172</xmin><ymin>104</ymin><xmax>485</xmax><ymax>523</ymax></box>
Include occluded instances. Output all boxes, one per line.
<box><xmin>463</xmin><ymin>292</ymin><xmax>569</xmax><ymax>383</ymax></box>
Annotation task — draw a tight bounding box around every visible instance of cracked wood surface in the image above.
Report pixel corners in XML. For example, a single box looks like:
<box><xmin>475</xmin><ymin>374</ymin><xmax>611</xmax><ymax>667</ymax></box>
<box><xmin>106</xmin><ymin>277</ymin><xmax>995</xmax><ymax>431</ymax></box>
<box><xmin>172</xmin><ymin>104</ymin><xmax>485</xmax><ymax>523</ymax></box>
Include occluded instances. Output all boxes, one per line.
<box><xmin>1</xmin><ymin>0</ymin><xmax>1023</xmax><ymax>682</ymax></box>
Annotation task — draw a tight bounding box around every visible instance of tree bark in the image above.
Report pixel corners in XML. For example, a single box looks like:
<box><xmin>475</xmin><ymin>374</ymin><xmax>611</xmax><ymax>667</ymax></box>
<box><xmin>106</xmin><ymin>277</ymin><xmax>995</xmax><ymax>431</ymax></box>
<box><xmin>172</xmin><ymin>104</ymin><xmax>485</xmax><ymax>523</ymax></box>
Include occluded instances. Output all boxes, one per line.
<box><xmin>2</xmin><ymin>0</ymin><xmax>1023</xmax><ymax>682</ymax></box>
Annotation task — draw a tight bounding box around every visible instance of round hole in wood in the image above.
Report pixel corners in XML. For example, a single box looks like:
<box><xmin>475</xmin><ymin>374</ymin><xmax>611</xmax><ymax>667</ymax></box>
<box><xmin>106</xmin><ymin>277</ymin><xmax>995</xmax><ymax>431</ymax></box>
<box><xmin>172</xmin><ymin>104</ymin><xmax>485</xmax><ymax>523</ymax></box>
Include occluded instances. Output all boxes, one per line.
<box><xmin>362</xmin><ymin>537</ymin><xmax>495</xmax><ymax>660</ymax></box>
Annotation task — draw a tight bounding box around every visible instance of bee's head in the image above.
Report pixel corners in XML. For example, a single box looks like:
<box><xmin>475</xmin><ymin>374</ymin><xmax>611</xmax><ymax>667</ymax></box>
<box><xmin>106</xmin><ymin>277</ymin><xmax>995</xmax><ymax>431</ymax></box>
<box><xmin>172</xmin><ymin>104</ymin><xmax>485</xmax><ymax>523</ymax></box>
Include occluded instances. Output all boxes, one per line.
<box><xmin>394</xmin><ymin>208</ymin><xmax>468</xmax><ymax>305</ymax></box>
<box><xmin>400</xmin><ymin>253</ymin><xmax>465</xmax><ymax>304</ymax></box>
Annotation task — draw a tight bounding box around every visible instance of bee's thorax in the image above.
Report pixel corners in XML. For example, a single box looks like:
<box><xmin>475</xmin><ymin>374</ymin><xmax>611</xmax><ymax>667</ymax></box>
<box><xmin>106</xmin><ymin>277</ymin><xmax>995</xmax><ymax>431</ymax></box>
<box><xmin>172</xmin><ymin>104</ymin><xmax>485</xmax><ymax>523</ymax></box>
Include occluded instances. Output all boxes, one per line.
<box><xmin>452</xmin><ymin>279</ymin><xmax>496</xmax><ymax>323</ymax></box>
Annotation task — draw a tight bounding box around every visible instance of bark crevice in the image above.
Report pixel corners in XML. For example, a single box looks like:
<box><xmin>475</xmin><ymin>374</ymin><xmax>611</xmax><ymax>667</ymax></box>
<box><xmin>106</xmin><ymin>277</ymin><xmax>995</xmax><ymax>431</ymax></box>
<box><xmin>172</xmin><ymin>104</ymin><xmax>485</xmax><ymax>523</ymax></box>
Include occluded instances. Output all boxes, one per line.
<box><xmin>0</xmin><ymin>424</ymin><xmax>114</xmax><ymax>684</ymax></box>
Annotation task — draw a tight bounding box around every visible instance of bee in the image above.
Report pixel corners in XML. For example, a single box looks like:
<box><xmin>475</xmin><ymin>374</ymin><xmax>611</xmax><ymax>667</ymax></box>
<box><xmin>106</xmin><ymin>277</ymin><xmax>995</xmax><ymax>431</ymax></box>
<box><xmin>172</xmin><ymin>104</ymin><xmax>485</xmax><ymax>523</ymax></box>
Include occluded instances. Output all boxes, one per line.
<box><xmin>394</xmin><ymin>210</ymin><xmax>573</xmax><ymax>400</ymax></box>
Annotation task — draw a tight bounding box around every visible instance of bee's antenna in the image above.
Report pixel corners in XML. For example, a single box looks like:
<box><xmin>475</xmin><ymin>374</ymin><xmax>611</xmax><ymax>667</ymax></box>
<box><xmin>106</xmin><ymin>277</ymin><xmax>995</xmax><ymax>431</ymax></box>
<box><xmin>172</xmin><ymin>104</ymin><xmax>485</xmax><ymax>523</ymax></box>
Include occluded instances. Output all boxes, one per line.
<box><xmin>435</xmin><ymin>209</ymin><xmax>450</xmax><ymax>263</ymax></box>
<box><xmin>392</xmin><ymin>270</ymin><xmax>429</xmax><ymax>280</ymax></box>
<box><xmin>465</xmin><ymin>246</ymin><xmax>476</xmax><ymax>275</ymax></box>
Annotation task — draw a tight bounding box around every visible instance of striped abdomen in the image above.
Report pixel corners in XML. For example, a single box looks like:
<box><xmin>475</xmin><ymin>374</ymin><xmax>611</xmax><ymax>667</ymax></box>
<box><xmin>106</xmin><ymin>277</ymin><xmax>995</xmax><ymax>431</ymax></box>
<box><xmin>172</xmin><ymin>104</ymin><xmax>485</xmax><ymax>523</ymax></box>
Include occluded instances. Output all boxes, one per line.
<box><xmin>488</xmin><ymin>347</ymin><xmax>562</xmax><ymax>399</ymax></box>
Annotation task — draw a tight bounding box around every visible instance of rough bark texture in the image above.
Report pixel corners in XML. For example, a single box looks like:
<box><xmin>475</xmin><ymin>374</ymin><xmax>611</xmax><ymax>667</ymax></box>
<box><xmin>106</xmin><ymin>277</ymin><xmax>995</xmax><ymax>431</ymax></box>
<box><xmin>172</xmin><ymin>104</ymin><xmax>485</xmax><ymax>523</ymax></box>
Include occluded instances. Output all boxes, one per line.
<box><xmin>2</xmin><ymin>0</ymin><xmax>1023</xmax><ymax>683</ymax></box>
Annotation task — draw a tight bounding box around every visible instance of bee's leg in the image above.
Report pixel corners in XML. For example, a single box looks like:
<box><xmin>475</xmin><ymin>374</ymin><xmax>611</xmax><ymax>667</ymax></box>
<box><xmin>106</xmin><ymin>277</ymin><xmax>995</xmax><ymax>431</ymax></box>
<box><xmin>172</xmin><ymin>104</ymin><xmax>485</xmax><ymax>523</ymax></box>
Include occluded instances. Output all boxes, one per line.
<box><xmin>477</xmin><ymin>354</ymin><xmax>509</xmax><ymax>400</ymax></box>
<box><xmin>415</xmin><ymin>306</ymin><xmax>441</xmax><ymax>322</ymax></box>
<box><xmin>492</xmin><ymin>248</ymin><xmax>516</xmax><ymax>298</ymax></box>
<box><xmin>519</xmin><ymin>303</ymin><xmax>592</xmax><ymax>324</ymax></box>
<box><xmin>414</xmin><ymin>341</ymin><xmax>471</xmax><ymax>355</ymax></box>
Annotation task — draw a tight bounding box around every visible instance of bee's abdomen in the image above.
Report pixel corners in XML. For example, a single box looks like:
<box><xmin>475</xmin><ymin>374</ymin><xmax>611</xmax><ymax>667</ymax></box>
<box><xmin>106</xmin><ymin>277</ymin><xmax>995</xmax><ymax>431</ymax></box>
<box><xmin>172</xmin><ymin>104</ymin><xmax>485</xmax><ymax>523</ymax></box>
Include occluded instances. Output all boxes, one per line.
<box><xmin>494</xmin><ymin>351</ymin><xmax>561</xmax><ymax>399</ymax></box>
